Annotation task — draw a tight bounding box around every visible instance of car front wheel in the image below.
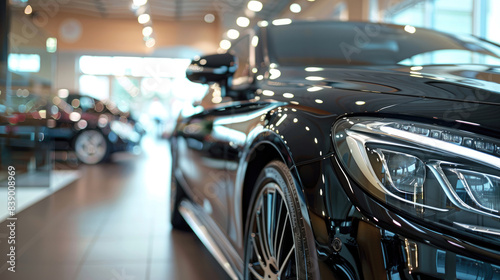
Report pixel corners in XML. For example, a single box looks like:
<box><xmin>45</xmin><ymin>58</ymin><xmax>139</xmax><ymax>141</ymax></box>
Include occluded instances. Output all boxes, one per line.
<box><xmin>244</xmin><ymin>160</ymin><xmax>314</xmax><ymax>280</ymax></box>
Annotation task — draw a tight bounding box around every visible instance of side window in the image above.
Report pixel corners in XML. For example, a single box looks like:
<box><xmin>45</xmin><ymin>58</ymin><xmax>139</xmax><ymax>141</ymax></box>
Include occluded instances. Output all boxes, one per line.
<box><xmin>229</xmin><ymin>35</ymin><xmax>250</xmax><ymax>87</ymax></box>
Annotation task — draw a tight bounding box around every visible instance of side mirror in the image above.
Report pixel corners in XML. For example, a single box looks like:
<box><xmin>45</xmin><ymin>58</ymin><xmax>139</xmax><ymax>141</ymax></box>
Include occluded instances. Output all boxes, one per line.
<box><xmin>186</xmin><ymin>53</ymin><xmax>237</xmax><ymax>84</ymax></box>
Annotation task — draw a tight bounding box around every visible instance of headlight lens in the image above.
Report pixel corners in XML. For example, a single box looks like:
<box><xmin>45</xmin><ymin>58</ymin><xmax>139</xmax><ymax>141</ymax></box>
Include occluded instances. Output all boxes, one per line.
<box><xmin>333</xmin><ymin>117</ymin><xmax>500</xmax><ymax>240</ymax></box>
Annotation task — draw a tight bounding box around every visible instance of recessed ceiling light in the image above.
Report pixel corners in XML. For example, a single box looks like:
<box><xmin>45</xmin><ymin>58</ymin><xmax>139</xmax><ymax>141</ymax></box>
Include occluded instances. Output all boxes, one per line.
<box><xmin>247</xmin><ymin>0</ymin><xmax>263</xmax><ymax>12</ymax></box>
<box><xmin>142</xmin><ymin>26</ymin><xmax>153</xmax><ymax>37</ymax></box>
<box><xmin>138</xmin><ymin>14</ymin><xmax>150</xmax><ymax>24</ymax></box>
<box><xmin>220</xmin><ymin>40</ymin><xmax>231</xmax><ymax>50</ymax></box>
<box><xmin>227</xmin><ymin>29</ymin><xmax>240</xmax><ymax>40</ymax></box>
<box><xmin>24</xmin><ymin>5</ymin><xmax>32</xmax><ymax>15</ymax></box>
<box><xmin>133</xmin><ymin>0</ymin><xmax>148</xmax><ymax>6</ymax></box>
<box><xmin>145</xmin><ymin>38</ymin><xmax>156</xmax><ymax>48</ymax></box>
<box><xmin>204</xmin><ymin>13</ymin><xmax>215</xmax><ymax>23</ymax></box>
<box><xmin>236</xmin><ymin>17</ymin><xmax>250</xmax><ymax>27</ymax></box>
<box><xmin>290</xmin><ymin>3</ymin><xmax>301</xmax><ymax>13</ymax></box>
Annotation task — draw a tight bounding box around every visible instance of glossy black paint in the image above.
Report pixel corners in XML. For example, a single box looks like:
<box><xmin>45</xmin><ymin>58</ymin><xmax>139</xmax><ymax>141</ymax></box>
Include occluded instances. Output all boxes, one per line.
<box><xmin>171</xmin><ymin>21</ymin><xmax>500</xmax><ymax>280</ymax></box>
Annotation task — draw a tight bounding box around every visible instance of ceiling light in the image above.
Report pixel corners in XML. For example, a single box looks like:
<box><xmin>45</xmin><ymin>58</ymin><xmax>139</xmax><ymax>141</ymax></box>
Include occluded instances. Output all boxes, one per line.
<box><xmin>236</xmin><ymin>17</ymin><xmax>250</xmax><ymax>27</ymax></box>
<box><xmin>142</xmin><ymin>26</ymin><xmax>153</xmax><ymax>37</ymax></box>
<box><xmin>138</xmin><ymin>14</ymin><xmax>150</xmax><ymax>24</ymax></box>
<box><xmin>146</xmin><ymin>38</ymin><xmax>156</xmax><ymax>48</ymax></box>
<box><xmin>204</xmin><ymin>13</ymin><xmax>215</xmax><ymax>23</ymax></box>
<box><xmin>247</xmin><ymin>0</ymin><xmax>263</xmax><ymax>12</ymax></box>
<box><xmin>220</xmin><ymin>40</ymin><xmax>231</xmax><ymax>50</ymax></box>
<box><xmin>133</xmin><ymin>0</ymin><xmax>148</xmax><ymax>6</ymax></box>
<box><xmin>272</xmin><ymin>18</ymin><xmax>292</xmax><ymax>26</ymax></box>
<box><xmin>227</xmin><ymin>29</ymin><xmax>240</xmax><ymax>40</ymax></box>
<box><xmin>355</xmin><ymin>101</ymin><xmax>366</xmax><ymax>105</ymax></box>
<box><xmin>46</xmin><ymin>37</ymin><xmax>57</xmax><ymax>53</ymax></box>
<box><xmin>24</xmin><ymin>5</ymin><xmax>32</xmax><ymax>15</ymax></box>
<box><xmin>290</xmin><ymin>3</ymin><xmax>301</xmax><ymax>13</ymax></box>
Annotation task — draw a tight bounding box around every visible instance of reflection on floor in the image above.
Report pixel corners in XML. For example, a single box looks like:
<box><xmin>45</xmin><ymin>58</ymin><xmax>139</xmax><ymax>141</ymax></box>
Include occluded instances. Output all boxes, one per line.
<box><xmin>0</xmin><ymin>170</ymin><xmax>80</xmax><ymax>221</ymax></box>
<box><xmin>0</xmin><ymin>137</ymin><xmax>230</xmax><ymax>280</ymax></box>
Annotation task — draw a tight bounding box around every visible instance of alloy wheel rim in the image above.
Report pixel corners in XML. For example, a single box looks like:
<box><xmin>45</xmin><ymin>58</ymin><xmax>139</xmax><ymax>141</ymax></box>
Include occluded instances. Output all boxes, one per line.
<box><xmin>246</xmin><ymin>182</ymin><xmax>297</xmax><ymax>280</ymax></box>
<box><xmin>75</xmin><ymin>130</ymin><xmax>107</xmax><ymax>164</ymax></box>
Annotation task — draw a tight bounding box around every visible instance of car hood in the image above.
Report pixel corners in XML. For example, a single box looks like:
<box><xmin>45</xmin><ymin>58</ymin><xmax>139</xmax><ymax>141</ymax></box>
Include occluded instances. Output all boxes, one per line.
<box><xmin>268</xmin><ymin>64</ymin><xmax>500</xmax><ymax>105</ymax></box>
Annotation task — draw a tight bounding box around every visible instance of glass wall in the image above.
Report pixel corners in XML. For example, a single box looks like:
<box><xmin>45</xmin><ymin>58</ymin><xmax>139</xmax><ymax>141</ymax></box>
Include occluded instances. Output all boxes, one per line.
<box><xmin>390</xmin><ymin>1</ymin><xmax>426</xmax><ymax>27</ymax></box>
<box><xmin>384</xmin><ymin>0</ymin><xmax>499</xmax><ymax>45</ymax></box>
<box><xmin>1</xmin><ymin>1</ymin><xmax>53</xmax><ymax>188</ymax></box>
<box><xmin>486</xmin><ymin>0</ymin><xmax>500</xmax><ymax>44</ymax></box>
<box><xmin>77</xmin><ymin>55</ymin><xmax>208</xmax><ymax>133</ymax></box>
<box><xmin>434</xmin><ymin>0</ymin><xmax>473</xmax><ymax>35</ymax></box>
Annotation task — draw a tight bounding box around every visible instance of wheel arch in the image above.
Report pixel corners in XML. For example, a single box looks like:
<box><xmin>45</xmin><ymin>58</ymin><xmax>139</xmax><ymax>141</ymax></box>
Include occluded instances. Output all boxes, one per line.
<box><xmin>236</xmin><ymin>132</ymin><xmax>321</xmax><ymax>279</ymax></box>
<box><xmin>233</xmin><ymin>129</ymin><xmax>313</xmax><ymax>252</ymax></box>
<box><xmin>241</xmin><ymin>141</ymin><xmax>283</xmax><ymax>236</ymax></box>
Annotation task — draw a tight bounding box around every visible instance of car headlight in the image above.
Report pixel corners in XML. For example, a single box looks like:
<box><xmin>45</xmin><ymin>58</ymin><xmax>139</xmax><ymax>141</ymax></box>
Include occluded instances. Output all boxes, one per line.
<box><xmin>333</xmin><ymin>117</ymin><xmax>500</xmax><ymax>241</ymax></box>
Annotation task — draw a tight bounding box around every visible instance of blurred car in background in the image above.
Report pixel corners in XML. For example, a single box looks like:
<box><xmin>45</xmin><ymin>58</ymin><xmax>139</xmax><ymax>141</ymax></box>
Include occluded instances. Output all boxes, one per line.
<box><xmin>1</xmin><ymin>93</ymin><xmax>143</xmax><ymax>165</ymax></box>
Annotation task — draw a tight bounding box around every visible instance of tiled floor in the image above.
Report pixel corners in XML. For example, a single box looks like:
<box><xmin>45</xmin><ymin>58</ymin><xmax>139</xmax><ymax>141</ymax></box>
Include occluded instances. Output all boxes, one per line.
<box><xmin>0</xmin><ymin>138</ymin><xmax>230</xmax><ymax>280</ymax></box>
<box><xmin>0</xmin><ymin>170</ymin><xmax>80</xmax><ymax>221</ymax></box>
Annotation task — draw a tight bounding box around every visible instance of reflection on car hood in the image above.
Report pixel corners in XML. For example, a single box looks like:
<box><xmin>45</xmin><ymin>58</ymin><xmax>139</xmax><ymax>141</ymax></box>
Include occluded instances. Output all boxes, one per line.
<box><xmin>271</xmin><ymin>64</ymin><xmax>500</xmax><ymax>105</ymax></box>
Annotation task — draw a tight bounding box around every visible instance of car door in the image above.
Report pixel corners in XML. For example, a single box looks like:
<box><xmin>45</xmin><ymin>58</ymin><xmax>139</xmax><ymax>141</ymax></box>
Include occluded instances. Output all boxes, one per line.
<box><xmin>174</xmin><ymin>83</ymin><xmax>233</xmax><ymax>233</ymax></box>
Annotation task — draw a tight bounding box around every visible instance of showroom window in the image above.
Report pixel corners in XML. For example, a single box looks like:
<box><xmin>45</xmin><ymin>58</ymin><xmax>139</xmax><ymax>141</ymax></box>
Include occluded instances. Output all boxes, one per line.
<box><xmin>434</xmin><ymin>0</ymin><xmax>473</xmax><ymax>35</ymax></box>
<box><xmin>486</xmin><ymin>0</ymin><xmax>500</xmax><ymax>43</ymax></box>
<box><xmin>384</xmin><ymin>0</ymin><xmax>499</xmax><ymax>44</ymax></box>
<box><xmin>77</xmin><ymin>55</ymin><xmax>206</xmax><ymax>115</ymax></box>
<box><xmin>390</xmin><ymin>1</ymin><xmax>426</xmax><ymax>28</ymax></box>
<box><xmin>8</xmin><ymin>53</ymin><xmax>41</xmax><ymax>73</ymax></box>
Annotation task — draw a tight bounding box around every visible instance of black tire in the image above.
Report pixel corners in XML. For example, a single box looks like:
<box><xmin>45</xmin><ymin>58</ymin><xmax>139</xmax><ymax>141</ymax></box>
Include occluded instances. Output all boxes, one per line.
<box><xmin>243</xmin><ymin>160</ymin><xmax>314</xmax><ymax>280</ymax></box>
<box><xmin>170</xmin><ymin>174</ymin><xmax>191</xmax><ymax>231</ymax></box>
<box><xmin>73</xmin><ymin>130</ymin><xmax>109</xmax><ymax>164</ymax></box>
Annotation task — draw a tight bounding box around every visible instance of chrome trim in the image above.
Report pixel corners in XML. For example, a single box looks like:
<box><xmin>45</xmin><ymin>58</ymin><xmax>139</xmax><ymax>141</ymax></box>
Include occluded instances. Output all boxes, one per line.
<box><xmin>359</xmin><ymin>122</ymin><xmax>500</xmax><ymax>170</ymax></box>
<box><xmin>454</xmin><ymin>222</ymin><xmax>500</xmax><ymax>236</ymax></box>
<box><xmin>179</xmin><ymin>200</ymin><xmax>241</xmax><ymax>280</ymax></box>
<box><xmin>428</xmin><ymin>163</ymin><xmax>500</xmax><ymax>218</ymax></box>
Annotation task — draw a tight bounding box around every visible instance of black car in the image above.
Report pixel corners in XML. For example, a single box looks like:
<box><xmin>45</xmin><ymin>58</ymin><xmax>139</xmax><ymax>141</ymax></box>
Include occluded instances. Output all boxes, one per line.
<box><xmin>170</xmin><ymin>21</ymin><xmax>500</xmax><ymax>280</ymax></box>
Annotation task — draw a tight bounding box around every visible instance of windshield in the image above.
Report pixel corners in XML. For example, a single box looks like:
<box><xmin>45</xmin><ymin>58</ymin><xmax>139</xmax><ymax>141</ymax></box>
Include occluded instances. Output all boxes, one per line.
<box><xmin>266</xmin><ymin>21</ymin><xmax>500</xmax><ymax>67</ymax></box>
